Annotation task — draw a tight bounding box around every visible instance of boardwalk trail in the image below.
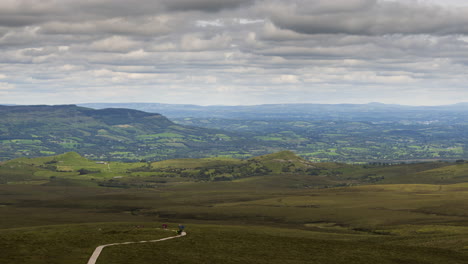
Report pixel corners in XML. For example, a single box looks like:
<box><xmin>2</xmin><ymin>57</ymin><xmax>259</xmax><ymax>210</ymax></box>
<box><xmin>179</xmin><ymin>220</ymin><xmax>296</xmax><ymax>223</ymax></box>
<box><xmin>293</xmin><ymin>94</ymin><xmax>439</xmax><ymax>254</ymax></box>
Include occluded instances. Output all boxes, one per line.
<box><xmin>86</xmin><ymin>231</ymin><xmax>187</xmax><ymax>264</ymax></box>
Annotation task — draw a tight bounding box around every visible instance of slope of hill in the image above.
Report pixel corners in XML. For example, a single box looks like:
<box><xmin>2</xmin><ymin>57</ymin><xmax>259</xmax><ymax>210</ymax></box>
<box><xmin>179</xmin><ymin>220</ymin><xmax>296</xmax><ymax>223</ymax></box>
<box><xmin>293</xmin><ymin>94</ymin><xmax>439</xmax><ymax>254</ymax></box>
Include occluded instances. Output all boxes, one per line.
<box><xmin>0</xmin><ymin>105</ymin><xmax>270</xmax><ymax>162</ymax></box>
<box><xmin>249</xmin><ymin>150</ymin><xmax>316</xmax><ymax>173</ymax></box>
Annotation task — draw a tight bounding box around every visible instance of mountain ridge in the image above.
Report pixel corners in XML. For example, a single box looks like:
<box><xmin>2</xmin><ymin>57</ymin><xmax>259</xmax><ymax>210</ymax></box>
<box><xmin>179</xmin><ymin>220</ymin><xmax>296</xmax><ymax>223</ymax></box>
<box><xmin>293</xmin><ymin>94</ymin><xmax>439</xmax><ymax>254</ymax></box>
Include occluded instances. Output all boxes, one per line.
<box><xmin>0</xmin><ymin>105</ymin><xmax>266</xmax><ymax>162</ymax></box>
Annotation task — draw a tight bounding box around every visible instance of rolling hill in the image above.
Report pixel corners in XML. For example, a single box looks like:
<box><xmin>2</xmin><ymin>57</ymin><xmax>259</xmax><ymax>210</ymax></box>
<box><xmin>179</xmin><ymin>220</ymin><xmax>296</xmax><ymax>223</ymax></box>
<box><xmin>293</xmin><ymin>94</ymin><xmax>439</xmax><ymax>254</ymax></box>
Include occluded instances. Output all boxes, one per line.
<box><xmin>2</xmin><ymin>150</ymin><xmax>468</xmax><ymax>188</ymax></box>
<box><xmin>0</xmin><ymin>105</ymin><xmax>271</xmax><ymax>162</ymax></box>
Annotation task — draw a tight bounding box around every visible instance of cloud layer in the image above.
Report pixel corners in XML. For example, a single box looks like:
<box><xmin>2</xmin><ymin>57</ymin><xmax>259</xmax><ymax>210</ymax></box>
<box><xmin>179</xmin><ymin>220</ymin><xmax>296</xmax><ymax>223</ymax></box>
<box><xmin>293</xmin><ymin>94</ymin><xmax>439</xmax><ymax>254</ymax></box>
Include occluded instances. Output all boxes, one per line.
<box><xmin>1</xmin><ymin>0</ymin><xmax>468</xmax><ymax>105</ymax></box>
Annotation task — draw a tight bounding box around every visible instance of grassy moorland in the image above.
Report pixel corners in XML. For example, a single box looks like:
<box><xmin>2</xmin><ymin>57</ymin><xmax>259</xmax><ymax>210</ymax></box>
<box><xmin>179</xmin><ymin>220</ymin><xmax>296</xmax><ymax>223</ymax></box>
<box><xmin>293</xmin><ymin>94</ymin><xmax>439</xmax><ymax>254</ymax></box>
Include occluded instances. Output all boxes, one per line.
<box><xmin>1</xmin><ymin>152</ymin><xmax>468</xmax><ymax>263</ymax></box>
<box><xmin>3</xmin><ymin>221</ymin><xmax>467</xmax><ymax>264</ymax></box>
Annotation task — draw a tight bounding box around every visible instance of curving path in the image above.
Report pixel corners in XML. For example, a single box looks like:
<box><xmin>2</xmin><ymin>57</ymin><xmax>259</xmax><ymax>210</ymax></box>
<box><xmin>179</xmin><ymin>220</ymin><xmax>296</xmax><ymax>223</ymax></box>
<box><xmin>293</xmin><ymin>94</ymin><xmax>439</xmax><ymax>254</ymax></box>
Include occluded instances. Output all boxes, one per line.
<box><xmin>86</xmin><ymin>231</ymin><xmax>187</xmax><ymax>264</ymax></box>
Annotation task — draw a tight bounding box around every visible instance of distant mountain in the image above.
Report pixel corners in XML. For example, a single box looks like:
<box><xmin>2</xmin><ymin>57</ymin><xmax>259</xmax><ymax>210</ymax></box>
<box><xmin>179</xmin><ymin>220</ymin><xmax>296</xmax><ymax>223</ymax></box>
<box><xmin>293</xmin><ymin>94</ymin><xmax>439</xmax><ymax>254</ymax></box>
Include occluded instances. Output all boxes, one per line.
<box><xmin>0</xmin><ymin>105</ymin><xmax>270</xmax><ymax>162</ymax></box>
<box><xmin>79</xmin><ymin>102</ymin><xmax>468</xmax><ymax>121</ymax></box>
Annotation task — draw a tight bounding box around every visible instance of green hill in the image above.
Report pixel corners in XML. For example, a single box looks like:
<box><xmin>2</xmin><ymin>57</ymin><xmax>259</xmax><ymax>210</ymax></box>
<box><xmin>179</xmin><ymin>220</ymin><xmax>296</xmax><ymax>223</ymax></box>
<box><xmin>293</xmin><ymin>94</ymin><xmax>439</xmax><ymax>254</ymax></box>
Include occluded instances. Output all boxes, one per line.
<box><xmin>0</xmin><ymin>105</ymin><xmax>268</xmax><ymax>162</ymax></box>
<box><xmin>3</xmin><ymin>151</ymin><xmax>468</xmax><ymax>188</ymax></box>
<box><xmin>0</xmin><ymin>151</ymin><xmax>346</xmax><ymax>187</ymax></box>
<box><xmin>250</xmin><ymin>150</ymin><xmax>317</xmax><ymax>173</ymax></box>
<box><xmin>382</xmin><ymin>162</ymin><xmax>468</xmax><ymax>184</ymax></box>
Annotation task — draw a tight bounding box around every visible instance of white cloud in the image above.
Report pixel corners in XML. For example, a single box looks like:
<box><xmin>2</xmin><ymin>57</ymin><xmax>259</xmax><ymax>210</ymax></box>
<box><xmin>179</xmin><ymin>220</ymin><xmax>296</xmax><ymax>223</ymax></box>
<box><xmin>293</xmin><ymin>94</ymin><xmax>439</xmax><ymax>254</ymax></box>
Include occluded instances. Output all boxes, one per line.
<box><xmin>272</xmin><ymin>74</ymin><xmax>300</xmax><ymax>84</ymax></box>
<box><xmin>261</xmin><ymin>22</ymin><xmax>308</xmax><ymax>41</ymax></box>
<box><xmin>180</xmin><ymin>34</ymin><xmax>232</xmax><ymax>51</ymax></box>
<box><xmin>237</xmin><ymin>18</ymin><xmax>264</xmax><ymax>24</ymax></box>
<box><xmin>195</xmin><ymin>19</ymin><xmax>224</xmax><ymax>27</ymax></box>
<box><xmin>0</xmin><ymin>82</ymin><xmax>14</xmax><ymax>90</ymax></box>
<box><xmin>148</xmin><ymin>42</ymin><xmax>176</xmax><ymax>52</ymax></box>
<box><xmin>89</xmin><ymin>36</ymin><xmax>140</xmax><ymax>52</ymax></box>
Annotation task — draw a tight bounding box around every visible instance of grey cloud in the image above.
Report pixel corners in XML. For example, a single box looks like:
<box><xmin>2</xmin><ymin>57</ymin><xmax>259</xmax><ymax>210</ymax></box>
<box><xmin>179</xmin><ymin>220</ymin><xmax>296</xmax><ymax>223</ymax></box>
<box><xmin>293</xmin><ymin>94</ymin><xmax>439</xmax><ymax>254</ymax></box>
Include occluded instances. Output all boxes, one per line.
<box><xmin>0</xmin><ymin>0</ymin><xmax>160</xmax><ymax>27</ymax></box>
<box><xmin>40</xmin><ymin>17</ymin><xmax>172</xmax><ymax>36</ymax></box>
<box><xmin>1</xmin><ymin>0</ymin><xmax>468</xmax><ymax>106</ymax></box>
<box><xmin>163</xmin><ymin>0</ymin><xmax>255</xmax><ymax>12</ymax></box>
<box><xmin>0</xmin><ymin>0</ymin><xmax>254</xmax><ymax>28</ymax></box>
<box><xmin>0</xmin><ymin>1</ymin><xmax>58</xmax><ymax>27</ymax></box>
<box><xmin>70</xmin><ymin>0</ymin><xmax>254</xmax><ymax>17</ymax></box>
<box><xmin>71</xmin><ymin>0</ymin><xmax>163</xmax><ymax>17</ymax></box>
<box><xmin>265</xmin><ymin>0</ymin><xmax>468</xmax><ymax>35</ymax></box>
<box><xmin>0</xmin><ymin>15</ymin><xmax>45</xmax><ymax>27</ymax></box>
<box><xmin>294</xmin><ymin>0</ymin><xmax>377</xmax><ymax>14</ymax></box>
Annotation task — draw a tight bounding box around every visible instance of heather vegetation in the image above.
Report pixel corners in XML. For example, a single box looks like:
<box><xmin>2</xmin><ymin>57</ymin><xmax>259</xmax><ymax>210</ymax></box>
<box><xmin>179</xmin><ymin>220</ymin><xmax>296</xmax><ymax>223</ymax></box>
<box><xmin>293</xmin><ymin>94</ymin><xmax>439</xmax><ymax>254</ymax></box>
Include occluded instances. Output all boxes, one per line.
<box><xmin>1</xmin><ymin>152</ymin><xmax>468</xmax><ymax>263</ymax></box>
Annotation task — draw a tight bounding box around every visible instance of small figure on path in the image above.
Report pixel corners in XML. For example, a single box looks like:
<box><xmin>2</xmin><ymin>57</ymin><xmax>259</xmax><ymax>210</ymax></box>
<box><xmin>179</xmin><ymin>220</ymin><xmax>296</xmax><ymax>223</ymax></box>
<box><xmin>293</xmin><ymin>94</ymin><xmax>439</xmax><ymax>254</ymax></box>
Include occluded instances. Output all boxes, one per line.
<box><xmin>162</xmin><ymin>224</ymin><xmax>168</xmax><ymax>229</ymax></box>
<box><xmin>177</xmin><ymin>224</ymin><xmax>185</xmax><ymax>235</ymax></box>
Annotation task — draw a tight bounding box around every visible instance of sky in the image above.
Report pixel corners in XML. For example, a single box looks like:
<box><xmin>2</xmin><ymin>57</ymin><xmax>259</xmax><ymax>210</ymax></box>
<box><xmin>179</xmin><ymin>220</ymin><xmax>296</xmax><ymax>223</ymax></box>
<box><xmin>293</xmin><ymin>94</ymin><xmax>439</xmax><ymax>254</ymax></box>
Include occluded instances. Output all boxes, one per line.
<box><xmin>1</xmin><ymin>0</ymin><xmax>468</xmax><ymax>106</ymax></box>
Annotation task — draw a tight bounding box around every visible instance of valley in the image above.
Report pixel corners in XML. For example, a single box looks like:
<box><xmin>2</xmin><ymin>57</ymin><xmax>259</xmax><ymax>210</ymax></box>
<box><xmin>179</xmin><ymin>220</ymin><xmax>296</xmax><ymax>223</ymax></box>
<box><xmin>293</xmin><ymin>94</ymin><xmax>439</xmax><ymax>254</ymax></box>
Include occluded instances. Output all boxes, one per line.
<box><xmin>2</xmin><ymin>103</ymin><xmax>468</xmax><ymax>163</ymax></box>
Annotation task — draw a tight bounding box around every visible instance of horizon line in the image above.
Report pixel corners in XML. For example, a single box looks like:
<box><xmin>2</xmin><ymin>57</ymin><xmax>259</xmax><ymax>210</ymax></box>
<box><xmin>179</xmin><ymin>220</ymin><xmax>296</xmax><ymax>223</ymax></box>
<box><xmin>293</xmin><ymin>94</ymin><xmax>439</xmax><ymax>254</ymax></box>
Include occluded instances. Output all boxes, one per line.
<box><xmin>2</xmin><ymin>101</ymin><xmax>468</xmax><ymax>108</ymax></box>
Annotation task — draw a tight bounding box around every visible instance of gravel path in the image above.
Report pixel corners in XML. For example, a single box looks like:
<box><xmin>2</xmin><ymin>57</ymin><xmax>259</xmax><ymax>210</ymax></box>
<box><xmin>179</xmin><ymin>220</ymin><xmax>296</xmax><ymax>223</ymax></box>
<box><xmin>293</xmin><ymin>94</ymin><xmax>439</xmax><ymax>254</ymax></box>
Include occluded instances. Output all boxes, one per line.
<box><xmin>86</xmin><ymin>231</ymin><xmax>187</xmax><ymax>264</ymax></box>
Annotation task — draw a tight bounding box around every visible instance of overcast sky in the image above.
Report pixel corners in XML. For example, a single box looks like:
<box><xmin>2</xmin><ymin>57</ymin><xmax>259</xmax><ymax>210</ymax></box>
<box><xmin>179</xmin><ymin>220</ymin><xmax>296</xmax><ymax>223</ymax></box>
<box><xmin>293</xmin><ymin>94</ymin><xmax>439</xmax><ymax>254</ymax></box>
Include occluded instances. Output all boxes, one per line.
<box><xmin>1</xmin><ymin>0</ymin><xmax>468</xmax><ymax>106</ymax></box>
